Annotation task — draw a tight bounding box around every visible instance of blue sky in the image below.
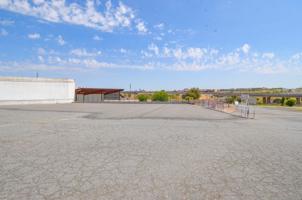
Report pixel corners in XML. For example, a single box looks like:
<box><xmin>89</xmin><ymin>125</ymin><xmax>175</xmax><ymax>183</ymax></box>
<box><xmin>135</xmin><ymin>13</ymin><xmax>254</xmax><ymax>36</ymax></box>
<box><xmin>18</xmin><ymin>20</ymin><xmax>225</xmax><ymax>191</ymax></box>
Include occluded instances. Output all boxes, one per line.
<box><xmin>0</xmin><ymin>0</ymin><xmax>302</xmax><ymax>90</ymax></box>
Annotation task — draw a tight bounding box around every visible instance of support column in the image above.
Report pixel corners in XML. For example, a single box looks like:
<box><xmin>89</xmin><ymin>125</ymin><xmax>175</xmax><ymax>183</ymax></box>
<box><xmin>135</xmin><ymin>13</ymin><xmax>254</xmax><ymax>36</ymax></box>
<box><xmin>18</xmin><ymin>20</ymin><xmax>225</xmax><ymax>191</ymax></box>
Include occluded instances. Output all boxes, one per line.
<box><xmin>263</xmin><ymin>97</ymin><xmax>267</xmax><ymax>104</ymax></box>
<box><xmin>296</xmin><ymin>97</ymin><xmax>301</xmax><ymax>104</ymax></box>
<box><xmin>267</xmin><ymin>97</ymin><xmax>271</xmax><ymax>104</ymax></box>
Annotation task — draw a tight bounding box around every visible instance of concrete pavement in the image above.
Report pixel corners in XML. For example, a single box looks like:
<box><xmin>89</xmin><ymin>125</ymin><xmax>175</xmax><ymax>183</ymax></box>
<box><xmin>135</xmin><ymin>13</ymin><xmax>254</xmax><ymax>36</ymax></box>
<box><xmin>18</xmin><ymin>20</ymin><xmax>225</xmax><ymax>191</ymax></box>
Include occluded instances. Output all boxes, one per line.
<box><xmin>0</xmin><ymin>103</ymin><xmax>301</xmax><ymax>199</ymax></box>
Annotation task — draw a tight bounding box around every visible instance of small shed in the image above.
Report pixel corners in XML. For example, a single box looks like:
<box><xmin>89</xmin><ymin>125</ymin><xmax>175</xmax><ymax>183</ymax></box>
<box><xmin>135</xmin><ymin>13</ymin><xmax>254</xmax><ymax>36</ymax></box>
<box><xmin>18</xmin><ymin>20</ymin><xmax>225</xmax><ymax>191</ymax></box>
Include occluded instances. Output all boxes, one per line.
<box><xmin>75</xmin><ymin>88</ymin><xmax>123</xmax><ymax>103</ymax></box>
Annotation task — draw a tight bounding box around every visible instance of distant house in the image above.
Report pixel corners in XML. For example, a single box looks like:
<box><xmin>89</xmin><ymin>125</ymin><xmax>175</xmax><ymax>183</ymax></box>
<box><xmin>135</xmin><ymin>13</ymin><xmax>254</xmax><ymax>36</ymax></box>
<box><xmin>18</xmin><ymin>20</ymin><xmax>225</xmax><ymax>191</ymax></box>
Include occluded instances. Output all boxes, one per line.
<box><xmin>75</xmin><ymin>88</ymin><xmax>124</xmax><ymax>103</ymax></box>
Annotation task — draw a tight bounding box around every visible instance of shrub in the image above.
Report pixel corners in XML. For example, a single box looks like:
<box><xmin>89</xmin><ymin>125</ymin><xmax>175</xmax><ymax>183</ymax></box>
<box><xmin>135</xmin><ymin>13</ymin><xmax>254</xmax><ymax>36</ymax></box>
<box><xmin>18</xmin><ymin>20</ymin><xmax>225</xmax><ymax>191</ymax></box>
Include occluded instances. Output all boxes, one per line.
<box><xmin>182</xmin><ymin>88</ymin><xmax>200</xmax><ymax>100</ymax></box>
<box><xmin>184</xmin><ymin>96</ymin><xmax>194</xmax><ymax>101</ymax></box>
<box><xmin>169</xmin><ymin>94</ymin><xmax>177</xmax><ymax>100</ymax></box>
<box><xmin>152</xmin><ymin>90</ymin><xmax>169</xmax><ymax>101</ymax></box>
<box><xmin>273</xmin><ymin>98</ymin><xmax>282</xmax><ymax>104</ymax></box>
<box><xmin>256</xmin><ymin>97</ymin><xmax>263</xmax><ymax>105</ymax></box>
<box><xmin>285</xmin><ymin>98</ymin><xmax>296</xmax><ymax>107</ymax></box>
<box><xmin>137</xmin><ymin>93</ymin><xmax>148</xmax><ymax>102</ymax></box>
<box><xmin>169</xmin><ymin>94</ymin><xmax>182</xmax><ymax>101</ymax></box>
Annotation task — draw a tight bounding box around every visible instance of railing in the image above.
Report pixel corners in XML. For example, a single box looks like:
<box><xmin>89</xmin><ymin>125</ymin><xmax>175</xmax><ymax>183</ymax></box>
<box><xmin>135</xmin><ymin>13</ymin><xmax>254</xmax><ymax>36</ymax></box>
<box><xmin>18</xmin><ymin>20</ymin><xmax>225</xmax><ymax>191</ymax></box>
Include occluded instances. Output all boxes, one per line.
<box><xmin>101</xmin><ymin>99</ymin><xmax>191</xmax><ymax>104</ymax></box>
<box><xmin>235</xmin><ymin>104</ymin><xmax>255</xmax><ymax>119</ymax></box>
<box><xmin>198</xmin><ymin>99</ymin><xmax>255</xmax><ymax>119</ymax></box>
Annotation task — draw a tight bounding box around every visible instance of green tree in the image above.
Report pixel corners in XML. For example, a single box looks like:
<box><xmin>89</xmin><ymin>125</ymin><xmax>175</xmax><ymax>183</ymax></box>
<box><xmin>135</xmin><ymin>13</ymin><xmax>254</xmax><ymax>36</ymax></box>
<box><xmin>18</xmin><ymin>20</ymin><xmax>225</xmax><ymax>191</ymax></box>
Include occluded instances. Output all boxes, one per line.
<box><xmin>137</xmin><ymin>93</ymin><xmax>148</xmax><ymax>102</ymax></box>
<box><xmin>182</xmin><ymin>88</ymin><xmax>201</xmax><ymax>100</ymax></box>
<box><xmin>152</xmin><ymin>90</ymin><xmax>169</xmax><ymax>101</ymax></box>
<box><xmin>225</xmin><ymin>96</ymin><xmax>236</xmax><ymax>104</ymax></box>
<box><xmin>281</xmin><ymin>97</ymin><xmax>286</xmax><ymax>106</ymax></box>
<box><xmin>285</xmin><ymin>98</ymin><xmax>296</xmax><ymax>107</ymax></box>
<box><xmin>225</xmin><ymin>96</ymin><xmax>241</xmax><ymax>104</ymax></box>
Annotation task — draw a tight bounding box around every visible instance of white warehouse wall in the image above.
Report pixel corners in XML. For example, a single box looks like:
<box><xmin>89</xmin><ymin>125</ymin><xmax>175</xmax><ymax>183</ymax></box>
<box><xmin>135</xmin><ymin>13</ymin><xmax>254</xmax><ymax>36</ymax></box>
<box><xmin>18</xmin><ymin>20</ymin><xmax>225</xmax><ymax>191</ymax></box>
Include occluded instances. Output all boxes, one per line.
<box><xmin>0</xmin><ymin>77</ymin><xmax>75</xmax><ymax>105</ymax></box>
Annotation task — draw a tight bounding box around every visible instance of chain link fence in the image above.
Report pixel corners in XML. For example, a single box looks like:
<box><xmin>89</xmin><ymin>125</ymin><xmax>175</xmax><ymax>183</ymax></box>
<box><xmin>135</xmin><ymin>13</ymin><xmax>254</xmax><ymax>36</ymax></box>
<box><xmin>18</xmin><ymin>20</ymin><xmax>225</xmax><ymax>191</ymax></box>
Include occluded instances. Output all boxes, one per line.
<box><xmin>197</xmin><ymin>99</ymin><xmax>255</xmax><ymax>119</ymax></box>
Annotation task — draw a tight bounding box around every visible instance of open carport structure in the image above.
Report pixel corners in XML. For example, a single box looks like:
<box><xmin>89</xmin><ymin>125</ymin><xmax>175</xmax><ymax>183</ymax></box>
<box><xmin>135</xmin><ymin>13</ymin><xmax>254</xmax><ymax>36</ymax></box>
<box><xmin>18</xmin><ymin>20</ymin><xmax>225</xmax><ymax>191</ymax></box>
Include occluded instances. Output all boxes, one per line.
<box><xmin>75</xmin><ymin>88</ymin><xmax>123</xmax><ymax>103</ymax></box>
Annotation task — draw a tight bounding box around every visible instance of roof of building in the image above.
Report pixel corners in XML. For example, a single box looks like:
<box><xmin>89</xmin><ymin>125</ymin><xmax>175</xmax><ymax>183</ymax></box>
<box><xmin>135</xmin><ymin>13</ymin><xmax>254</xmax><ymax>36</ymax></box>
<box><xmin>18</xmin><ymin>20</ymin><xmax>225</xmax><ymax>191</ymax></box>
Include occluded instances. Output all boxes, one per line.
<box><xmin>0</xmin><ymin>76</ymin><xmax>74</xmax><ymax>83</ymax></box>
<box><xmin>75</xmin><ymin>88</ymin><xmax>124</xmax><ymax>95</ymax></box>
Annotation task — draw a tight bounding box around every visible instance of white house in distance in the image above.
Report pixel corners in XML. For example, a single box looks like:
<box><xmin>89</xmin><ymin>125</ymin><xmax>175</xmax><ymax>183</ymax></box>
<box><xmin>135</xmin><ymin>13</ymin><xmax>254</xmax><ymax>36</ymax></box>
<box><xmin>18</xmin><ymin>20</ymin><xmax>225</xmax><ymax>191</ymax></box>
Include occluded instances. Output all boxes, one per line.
<box><xmin>0</xmin><ymin>76</ymin><xmax>75</xmax><ymax>105</ymax></box>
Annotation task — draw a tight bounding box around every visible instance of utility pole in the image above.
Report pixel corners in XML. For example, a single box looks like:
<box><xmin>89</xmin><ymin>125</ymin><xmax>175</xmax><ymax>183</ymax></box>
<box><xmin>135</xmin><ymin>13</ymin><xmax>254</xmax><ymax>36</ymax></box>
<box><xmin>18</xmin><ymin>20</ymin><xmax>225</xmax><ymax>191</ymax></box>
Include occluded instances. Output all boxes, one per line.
<box><xmin>129</xmin><ymin>83</ymin><xmax>132</xmax><ymax>99</ymax></box>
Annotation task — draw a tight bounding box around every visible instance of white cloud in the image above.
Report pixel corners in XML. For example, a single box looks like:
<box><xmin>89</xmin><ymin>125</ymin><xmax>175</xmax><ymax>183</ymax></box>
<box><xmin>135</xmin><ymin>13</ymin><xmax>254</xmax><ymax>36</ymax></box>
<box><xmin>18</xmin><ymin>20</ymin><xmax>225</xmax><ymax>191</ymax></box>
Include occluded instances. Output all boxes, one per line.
<box><xmin>78</xmin><ymin>58</ymin><xmax>152</xmax><ymax>70</ymax></box>
<box><xmin>0</xmin><ymin>0</ymin><xmax>147</xmax><ymax>33</ymax></box>
<box><xmin>262</xmin><ymin>52</ymin><xmax>275</xmax><ymax>59</ymax></box>
<box><xmin>139</xmin><ymin>43</ymin><xmax>302</xmax><ymax>74</ymax></box>
<box><xmin>44</xmin><ymin>56</ymin><xmax>151</xmax><ymax>70</ymax></box>
<box><xmin>159</xmin><ymin>46</ymin><xmax>207</xmax><ymax>60</ymax></box>
<box><xmin>0</xmin><ymin>28</ymin><xmax>8</xmax><ymax>36</ymax></box>
<box><xmin>136</xmin><ymin>21</ymin><xmax>148</xmax><ymax>34</ymax></box>
<box><xmin>171</xmin><ymin>62</ymin><xmax>208</xmax><ymax>72</ymax></box>
<box><xmin>241</xmin><ymin>43</ymin><xmax>250</xmax><ymax>54</ymax></box>
<box><xmin>49</xmin><ymin>56</ymin><xmax>61</xmax><ymax>63</ymax></box>
<box><xmin>0</xmin><ymin>19</ymin><xmax>14</xmax><ymax>25</ymax></box>
<box><xmin>141</xmin><ymin>50</ymin><xmax>153</xmax><ymax>58</ymax></box>
<box><xmin>290</xmin><ymin>53</ymin><xmax>302</xmax><ymax>61</ymax></box>
<box><xmin>0</xmin><ymin>58</ymin><xmax>152</xmax><ymax>72</ymax></box>
<box><xmin>57</xmin><ymin>35</ymin><xmax>65</xmax><ymax>46</ymax></box>
<box><xmin>185</xmin><ymin>48</ymin><xmax>205</xmax><ymax>59</ymax></box>
<box><xmin>70</xmin><ymin>48</ymin><xmax>101</xmax><ymax>57</ymax></box>
<box><xmin>163</xmin><ymin>47</ymin><xmax>170</xmax><ymax>57</ymax></box>
<box><xmin>254</xmin><ymin>64</ymin><xmax>287</xmax><ymax>74</ymax></box>
<box><xmin>148</xmin><ymin>43</ymin><xmax>159</xmax><ymax>55</ymax></box>
<box><xmin>120</xmin><ymin>48</ymin><xmax>127</xmax><ymax>53</ymax></box>
<box><xmin>38</xmin><ymin>55</ymin><xmax>44</xmax><ymax>62</ymax></box>
<box><xmin>27</xmin><ymin>43</ymin><xmax>302</xmax><ymax>74</ymax></box>
<box><xmin>37</xmin><ymin>48</ymin><xmax>46</xmax><ymax>55</ymax></box>
<box><xmin>2</xmin><ymin>41</ymin><xmax>301</xmax><ymax>74</ymax></box>
<box><xmin>154</xmin><ymin>23</ymin><xmax>164</xmax><ymax>30</ymax></box>
<box><xmin>93</xmin><ymin>35</ymin><xmax>101</xmax><ymax>41</ymax></box>
<box><xmin>37</xmin><ymin>48</ymin><xmax>58</xmax><ymax>56</ymax></box>
<box><xmin>172</xmin><ymin>48</ymin><xmax>183</xmax><ymax>59</ymax></box>
<box><xmin>28</xmin><ymin>33</ymin><xmax>40</xmax><ymax>39</ymax></box>
<box><xmin>218</xmin><ymin>52</ymin><xmax>240</xmax><ymax>66</ymax></box>
<box><xmin>32</xmin><ymin>0</ymin><xmax>44</xmax><ymax>5</ymax></box>
<box><xmin>81</xmin><ymin>59</ymin><xmax>115</xmax><ymax>69</ymax></box>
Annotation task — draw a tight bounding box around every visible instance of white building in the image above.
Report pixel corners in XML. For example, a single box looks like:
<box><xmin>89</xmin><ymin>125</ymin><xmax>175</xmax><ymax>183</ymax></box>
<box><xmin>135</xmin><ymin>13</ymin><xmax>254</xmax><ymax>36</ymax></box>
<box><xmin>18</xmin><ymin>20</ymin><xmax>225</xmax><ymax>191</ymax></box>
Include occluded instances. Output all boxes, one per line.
<box><xmin>0</xmin><ymin>77</ymin><xmax>75</xmax><ymax>105</ymax></box>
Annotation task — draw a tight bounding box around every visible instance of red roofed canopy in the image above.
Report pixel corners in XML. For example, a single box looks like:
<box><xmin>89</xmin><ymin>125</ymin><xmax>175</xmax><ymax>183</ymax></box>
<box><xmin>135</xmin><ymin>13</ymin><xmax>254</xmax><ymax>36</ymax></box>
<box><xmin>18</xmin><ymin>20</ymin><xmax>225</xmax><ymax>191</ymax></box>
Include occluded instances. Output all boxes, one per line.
<box><xmin>75</xmin><ymin>88</ymin><xmax>124</xmax><ymax>95</ymax></box>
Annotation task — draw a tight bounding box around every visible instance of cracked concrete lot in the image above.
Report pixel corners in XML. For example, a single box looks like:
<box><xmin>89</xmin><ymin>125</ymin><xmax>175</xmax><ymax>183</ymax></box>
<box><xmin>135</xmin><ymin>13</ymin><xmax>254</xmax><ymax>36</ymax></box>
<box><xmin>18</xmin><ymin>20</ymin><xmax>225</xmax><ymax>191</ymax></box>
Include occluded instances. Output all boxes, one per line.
<box><xmin>0</xmin><ymin>103</ymin><xmax>301</xmax><ymax>200</ymax></box>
